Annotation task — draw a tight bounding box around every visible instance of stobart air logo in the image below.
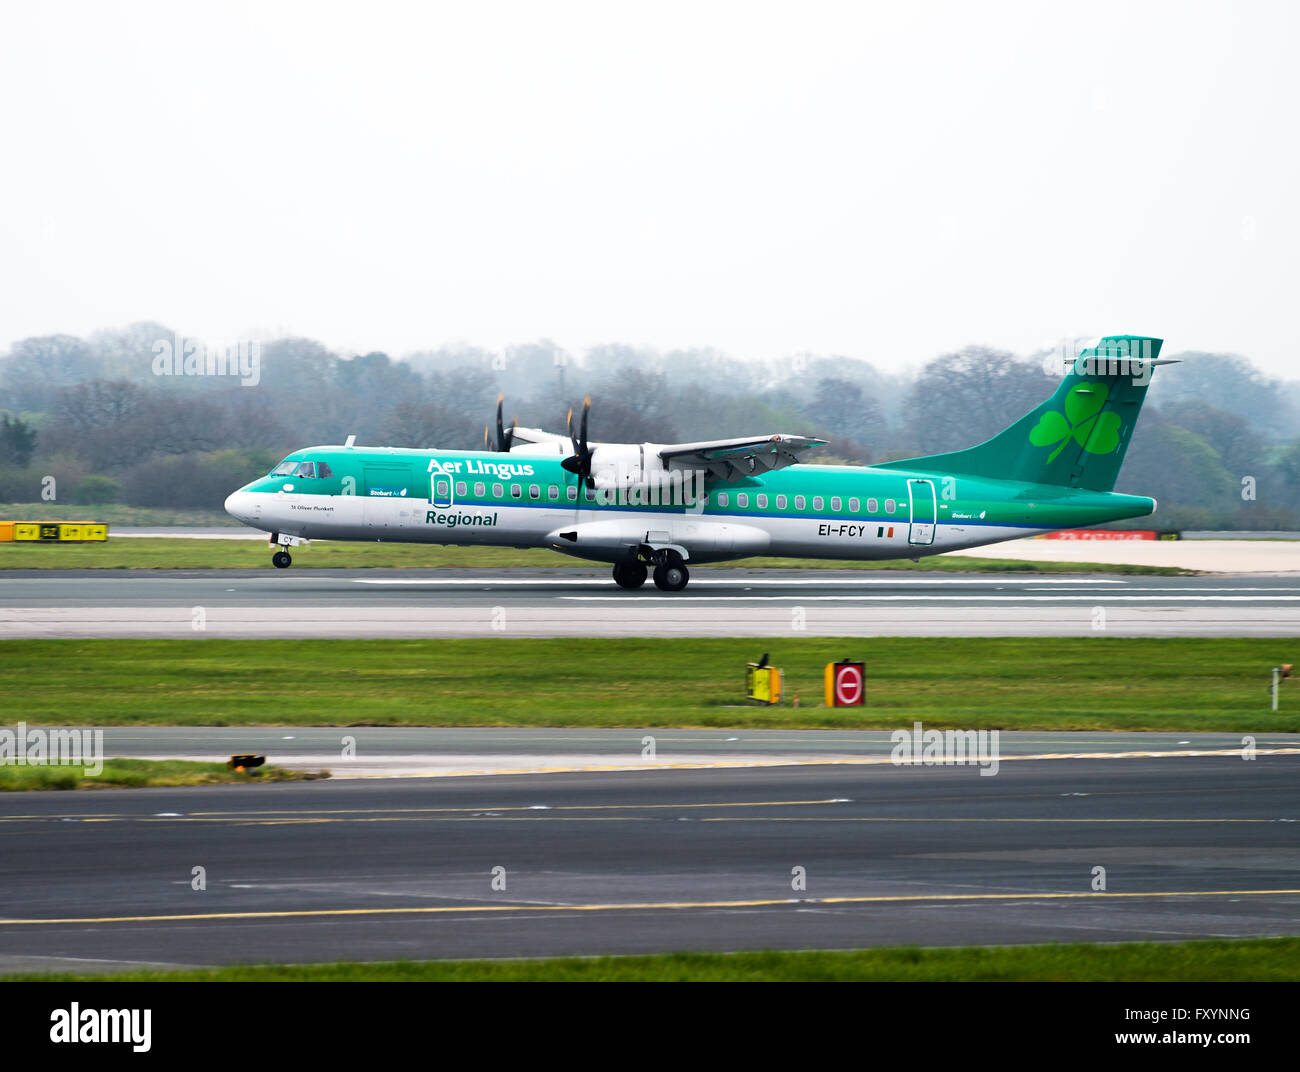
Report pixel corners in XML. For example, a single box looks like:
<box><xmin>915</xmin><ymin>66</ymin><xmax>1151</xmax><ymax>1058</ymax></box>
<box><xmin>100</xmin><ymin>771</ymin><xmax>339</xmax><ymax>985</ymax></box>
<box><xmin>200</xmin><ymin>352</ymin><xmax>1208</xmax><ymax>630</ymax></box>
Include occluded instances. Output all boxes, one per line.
<box><xmin>1029</xmin><ymin>383</ymin><xmax>1121</xmax><ymax>462</ymax></box>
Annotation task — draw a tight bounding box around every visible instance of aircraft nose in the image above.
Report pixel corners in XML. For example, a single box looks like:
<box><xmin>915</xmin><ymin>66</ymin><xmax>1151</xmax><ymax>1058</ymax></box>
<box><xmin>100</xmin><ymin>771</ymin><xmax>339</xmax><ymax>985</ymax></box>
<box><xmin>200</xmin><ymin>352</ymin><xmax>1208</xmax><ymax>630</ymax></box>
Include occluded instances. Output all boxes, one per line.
<box><xmin>224</xmin><ymin>490</ymin><xmax>253</xmax><ymax>522</ymax></box>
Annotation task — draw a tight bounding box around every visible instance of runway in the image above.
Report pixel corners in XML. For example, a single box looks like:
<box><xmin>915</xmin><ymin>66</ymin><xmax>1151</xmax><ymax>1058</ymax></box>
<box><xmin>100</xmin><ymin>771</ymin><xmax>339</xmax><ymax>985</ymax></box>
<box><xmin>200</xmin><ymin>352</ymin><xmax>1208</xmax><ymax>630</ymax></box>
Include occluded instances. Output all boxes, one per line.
<box><xmin>3</xmin><ymin>568</ymin><xmax>1300</xmax><ymax>637</ymax></box>
<box><xmin>1</xmin><ymin>752</ymin><xmax>1296</xmax><ymax>970</ymax></box>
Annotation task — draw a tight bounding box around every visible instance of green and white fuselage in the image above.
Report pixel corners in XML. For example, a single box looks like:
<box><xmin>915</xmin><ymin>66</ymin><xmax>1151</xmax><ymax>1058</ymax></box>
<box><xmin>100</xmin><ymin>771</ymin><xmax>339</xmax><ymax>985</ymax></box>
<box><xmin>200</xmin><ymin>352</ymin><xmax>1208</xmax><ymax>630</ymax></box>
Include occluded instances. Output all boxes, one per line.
<box><xmin>223</xmin><ymin>336</ymin><xmax>1168</xmax><ymax>589</ymax></box>
<box><xmin>225</xmin><ymin>451</ymin><xmax>1153</xmax><ymax>559</ymax></box>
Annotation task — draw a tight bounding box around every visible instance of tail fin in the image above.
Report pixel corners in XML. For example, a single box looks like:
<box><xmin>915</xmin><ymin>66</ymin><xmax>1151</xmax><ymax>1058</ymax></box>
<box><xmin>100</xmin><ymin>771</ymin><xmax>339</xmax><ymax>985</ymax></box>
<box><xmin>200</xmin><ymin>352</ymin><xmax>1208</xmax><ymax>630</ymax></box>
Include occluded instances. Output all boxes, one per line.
<box><xmin>880</xmin><ymin>336</ymin><xmax>1170</xmax><ymax>492</ymax></box>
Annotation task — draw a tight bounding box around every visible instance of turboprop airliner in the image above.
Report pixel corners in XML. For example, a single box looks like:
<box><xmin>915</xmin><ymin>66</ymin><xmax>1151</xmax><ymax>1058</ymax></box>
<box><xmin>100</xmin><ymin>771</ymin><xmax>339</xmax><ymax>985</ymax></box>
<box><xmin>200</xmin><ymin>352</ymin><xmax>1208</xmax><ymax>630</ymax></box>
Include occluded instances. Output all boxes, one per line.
<box><xmin>224</xmin><ymin>336</ymin><xmax>1173</xmax><ymax>591</ymax></box>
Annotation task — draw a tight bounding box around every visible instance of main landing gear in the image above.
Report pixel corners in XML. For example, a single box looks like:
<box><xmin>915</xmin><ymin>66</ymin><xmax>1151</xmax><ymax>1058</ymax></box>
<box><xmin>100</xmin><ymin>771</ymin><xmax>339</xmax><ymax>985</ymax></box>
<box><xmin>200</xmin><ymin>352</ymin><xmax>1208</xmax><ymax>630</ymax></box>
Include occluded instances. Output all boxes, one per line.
<box><xmin>612</xmin><ymin>560</ymin><xmax>647</xmax><ymax>589</ymax></box>
<box><xmin>611</xmin><ymin>550</ymin><xmax>689</xmax><ymax>592</ymax></box>
<box><xmin>652</xmin><ymin>557</ymin><xmax>689</xmax><ymax>592</ymax></box>
<box><xmin>272</xmin><ymin>550</ymin><xmax>292</xmax><ymax>569</ymax></box>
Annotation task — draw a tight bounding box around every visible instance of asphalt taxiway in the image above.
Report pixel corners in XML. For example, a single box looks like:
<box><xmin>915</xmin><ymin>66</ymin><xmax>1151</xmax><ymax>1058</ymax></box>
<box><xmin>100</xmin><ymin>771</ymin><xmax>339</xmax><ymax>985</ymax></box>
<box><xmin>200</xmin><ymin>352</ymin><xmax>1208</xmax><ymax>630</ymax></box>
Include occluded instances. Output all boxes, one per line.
<box><xmin>36</xmin><ymin>726</ymin><xmax>1300</xmax><ymax>778</ymax></box>
<box><xmin>2</xmin><ymin>568</ymin><xmax>1299</xmax><ymax>637</ymax></box>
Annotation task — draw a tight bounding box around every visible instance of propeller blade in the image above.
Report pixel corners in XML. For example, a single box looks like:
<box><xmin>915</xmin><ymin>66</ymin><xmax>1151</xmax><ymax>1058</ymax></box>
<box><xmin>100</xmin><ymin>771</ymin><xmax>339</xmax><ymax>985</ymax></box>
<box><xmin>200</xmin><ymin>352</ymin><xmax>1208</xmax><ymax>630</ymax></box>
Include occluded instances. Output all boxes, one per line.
<box><xmin>559</xmin><ymin>397</ymin><xmax>595</xmax><ymax>485</ymax></box>
<box><xmin>579</xmin><ymin>396</ymin><xmax>592</xmax><ymax>487</ymax></box>
<box><xmin>495</xmin><ymin>393</ymin><xmax>506</xmax><ymax>451</ymax></box>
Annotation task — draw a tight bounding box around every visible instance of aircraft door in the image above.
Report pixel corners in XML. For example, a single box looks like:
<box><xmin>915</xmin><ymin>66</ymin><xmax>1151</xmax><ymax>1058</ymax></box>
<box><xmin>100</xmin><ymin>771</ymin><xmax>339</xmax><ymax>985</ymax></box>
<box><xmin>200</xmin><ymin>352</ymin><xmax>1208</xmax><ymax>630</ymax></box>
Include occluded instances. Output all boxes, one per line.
<box><xmin>362</xmin><ymin>466</ymin><xmax>416</xmax><ymax>529</ymax></box>
<box><xmin>907</xmin><ymin>479</ymin><xmax>936</xmax><ymax>546</ymax></box>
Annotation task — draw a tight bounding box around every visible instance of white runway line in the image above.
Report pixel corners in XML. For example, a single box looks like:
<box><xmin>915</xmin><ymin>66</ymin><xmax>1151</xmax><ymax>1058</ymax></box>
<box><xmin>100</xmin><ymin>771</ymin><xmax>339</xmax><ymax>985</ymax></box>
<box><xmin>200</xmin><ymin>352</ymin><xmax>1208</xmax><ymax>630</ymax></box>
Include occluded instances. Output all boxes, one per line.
<box><xmin>4</xmin><ymin>603</ymin><xmax>1300</xmax><ymax>637</ymax></box>
<box><xmin>350</xmin><ymin>577</ymin><xmax>1130</xmax><ymax>586</ymax></box>
<box><xmin>562</xmin><ymin>594</ymin><xmax>1300</xmax><ymax>601</ymax></box>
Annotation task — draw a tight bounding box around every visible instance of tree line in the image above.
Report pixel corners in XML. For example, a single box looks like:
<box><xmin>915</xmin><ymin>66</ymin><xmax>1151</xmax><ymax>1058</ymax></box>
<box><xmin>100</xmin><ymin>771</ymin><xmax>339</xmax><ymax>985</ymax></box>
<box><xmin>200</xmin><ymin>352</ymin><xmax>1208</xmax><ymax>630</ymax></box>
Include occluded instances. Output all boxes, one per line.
<box><xmin>1</xmin><ymin>322</ymin><xmax>1297</xmax><ymax>529</ymax></box>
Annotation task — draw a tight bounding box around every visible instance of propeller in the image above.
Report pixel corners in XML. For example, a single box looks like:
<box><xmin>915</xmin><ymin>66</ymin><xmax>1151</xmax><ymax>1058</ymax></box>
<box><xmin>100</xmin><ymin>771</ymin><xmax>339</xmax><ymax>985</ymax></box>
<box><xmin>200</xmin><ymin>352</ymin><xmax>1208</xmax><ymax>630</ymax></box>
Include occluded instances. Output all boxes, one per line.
<box><xmin>485</xmin><ymin>393</ymin><xmax>517</xmax><ymax>452</ymax></box>
<box><xmin>561</xmin><ymin>395</ymin><xmax>594</xmax><ymax>488</ymax></box>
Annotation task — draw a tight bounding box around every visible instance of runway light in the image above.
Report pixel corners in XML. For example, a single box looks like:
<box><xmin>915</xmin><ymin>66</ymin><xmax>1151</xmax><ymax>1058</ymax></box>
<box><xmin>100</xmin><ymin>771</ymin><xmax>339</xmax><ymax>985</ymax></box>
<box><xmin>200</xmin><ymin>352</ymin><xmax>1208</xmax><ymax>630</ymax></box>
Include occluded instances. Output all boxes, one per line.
<box><xmin>228</xmin><ymin>754</ymin><xmax>266</xmax><ymax>772</ymax></box>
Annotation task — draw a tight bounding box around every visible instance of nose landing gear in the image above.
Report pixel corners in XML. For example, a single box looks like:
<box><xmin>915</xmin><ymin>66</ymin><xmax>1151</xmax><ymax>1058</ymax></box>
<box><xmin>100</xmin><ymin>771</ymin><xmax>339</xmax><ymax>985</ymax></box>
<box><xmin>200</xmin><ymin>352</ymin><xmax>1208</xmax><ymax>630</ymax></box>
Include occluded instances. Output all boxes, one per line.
<box><xmin>268</xmin><ymin>532</ymin><xmax>304</xmax><ymax>569</ymax></box>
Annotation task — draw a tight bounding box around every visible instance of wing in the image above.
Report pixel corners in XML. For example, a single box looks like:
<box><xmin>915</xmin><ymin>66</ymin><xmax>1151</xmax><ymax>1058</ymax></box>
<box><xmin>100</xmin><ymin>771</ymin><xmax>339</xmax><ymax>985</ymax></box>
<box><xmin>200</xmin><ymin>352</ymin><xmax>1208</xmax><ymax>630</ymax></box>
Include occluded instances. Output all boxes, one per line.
<box><xmin>657</xmin><ymin>434</ymin><xmax>826</xmax><ymax>482</ymax></box>
<box><xmin>507</xmin><ymin>426</ymin><xmax>573</xmax><ymax>453</ymax></box>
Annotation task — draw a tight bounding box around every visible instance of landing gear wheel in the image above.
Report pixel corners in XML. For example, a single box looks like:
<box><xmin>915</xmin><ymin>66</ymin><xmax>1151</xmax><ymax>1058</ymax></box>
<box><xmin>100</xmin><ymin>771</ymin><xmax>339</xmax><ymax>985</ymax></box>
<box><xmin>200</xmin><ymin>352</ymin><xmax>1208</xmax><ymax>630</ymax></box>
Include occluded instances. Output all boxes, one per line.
<box><xmin>612</xmin><ymin>561</ymin><xmax>648</xmax><ymax>590</ymax></box>
<box><xmin>272</xmin><ymin>550</ymin><xmax>292</xmax><ymax>569</ymax></box>
<box><xmin>652</xmin><ymin>559</ymin><xmax>689</xmax><ymax>592</ymax></box>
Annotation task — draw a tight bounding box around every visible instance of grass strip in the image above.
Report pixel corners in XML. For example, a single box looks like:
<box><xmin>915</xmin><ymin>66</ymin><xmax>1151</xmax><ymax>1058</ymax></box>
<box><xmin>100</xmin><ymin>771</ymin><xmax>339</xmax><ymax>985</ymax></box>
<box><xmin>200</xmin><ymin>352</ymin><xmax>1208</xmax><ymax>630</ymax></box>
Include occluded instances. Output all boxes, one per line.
<box><xmin>0</xmin><ymin>537</ymin><xmax>1191</xmax><ymax>573</ymax></box>
<box><xmin>6</xmin><ymin>937</ymin><xmax>1297</xmax><ymax>981</ymax></box>
<box><xmin>0</xmin><ymin>757</ymin><xmax>327</xmax><ymax>791</ymax></box>
<box><xmin>2</xmin><ymin>637</ymin><xmax>1294</xmax><ymax>731</ymax></box>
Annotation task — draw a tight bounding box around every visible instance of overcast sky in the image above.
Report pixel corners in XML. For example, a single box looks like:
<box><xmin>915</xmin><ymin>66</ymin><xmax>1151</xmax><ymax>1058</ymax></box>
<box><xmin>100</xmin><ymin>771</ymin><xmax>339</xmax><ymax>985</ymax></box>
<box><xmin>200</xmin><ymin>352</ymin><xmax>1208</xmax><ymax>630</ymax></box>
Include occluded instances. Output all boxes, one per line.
<box><xmin>1</xmin><ymin>1</ymin><xmax>1296</xmax><ymax>374</ymax></box>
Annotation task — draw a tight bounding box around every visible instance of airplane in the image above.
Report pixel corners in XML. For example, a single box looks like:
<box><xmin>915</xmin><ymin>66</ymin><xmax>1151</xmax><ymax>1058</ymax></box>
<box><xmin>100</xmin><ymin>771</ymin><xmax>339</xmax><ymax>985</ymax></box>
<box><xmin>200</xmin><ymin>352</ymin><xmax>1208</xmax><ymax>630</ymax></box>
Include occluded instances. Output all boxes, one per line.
<box><xmin>223</xmin><ymin>335</ymin><xmax>1174</xmax><ymax>591</ymax></box>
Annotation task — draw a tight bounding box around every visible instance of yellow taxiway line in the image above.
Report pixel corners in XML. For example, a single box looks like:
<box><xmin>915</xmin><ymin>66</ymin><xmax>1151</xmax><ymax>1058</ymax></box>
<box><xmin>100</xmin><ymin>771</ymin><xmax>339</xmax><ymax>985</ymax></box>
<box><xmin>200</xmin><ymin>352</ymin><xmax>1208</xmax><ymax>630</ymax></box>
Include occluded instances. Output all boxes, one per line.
<box><xmin>3</xmin><ymin>888</ymin><xmax>1299</xmax><ymax>927</ymax></box>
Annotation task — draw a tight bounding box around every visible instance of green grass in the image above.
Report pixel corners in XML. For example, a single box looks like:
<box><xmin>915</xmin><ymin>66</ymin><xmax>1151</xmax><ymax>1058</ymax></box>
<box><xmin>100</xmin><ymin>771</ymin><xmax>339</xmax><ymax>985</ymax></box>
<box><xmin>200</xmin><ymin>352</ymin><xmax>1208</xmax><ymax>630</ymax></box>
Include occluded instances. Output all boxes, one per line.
<box><xmin>4</xmin><ymin>637</ymin><xmax>1296</xmax><ymax>731</ymax></box>
<box><xmin>6</xmin><ymin>937</ymin><xmax>1297</xmax><ymax>981</ymax></box>
<box><xmin>0</xmin><ymin>536</ymin><xmax>1191</xmax><ymax>573</ymax></box>
<box><xmin>0</xmin><ymin>503</ymin><xmax>236</xmax><ymax>526</ymax></box>
<box><xmin>0</xmin><ymin>757</ymin><xmax>327</xmax><ymax>791</ymax></box>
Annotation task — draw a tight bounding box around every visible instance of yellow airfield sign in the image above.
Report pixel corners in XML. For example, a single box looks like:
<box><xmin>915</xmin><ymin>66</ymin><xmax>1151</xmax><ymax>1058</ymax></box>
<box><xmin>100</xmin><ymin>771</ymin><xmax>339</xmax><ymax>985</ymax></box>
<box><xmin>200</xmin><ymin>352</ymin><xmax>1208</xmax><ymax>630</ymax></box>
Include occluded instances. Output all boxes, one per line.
<box><xmin>746</xmin><ymin>662</ymin><xmax>782</xmax><ymax>705</ymax></box>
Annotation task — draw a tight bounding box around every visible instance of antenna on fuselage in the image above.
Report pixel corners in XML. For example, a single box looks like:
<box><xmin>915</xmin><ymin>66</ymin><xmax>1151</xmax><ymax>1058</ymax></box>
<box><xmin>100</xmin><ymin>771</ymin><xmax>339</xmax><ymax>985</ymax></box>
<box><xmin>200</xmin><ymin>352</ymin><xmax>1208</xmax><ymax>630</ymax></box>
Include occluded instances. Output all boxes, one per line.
<box><xmin>344</xmin><ymin>434</ymin><xmax>357</xmax><ymax>448</ymax></box>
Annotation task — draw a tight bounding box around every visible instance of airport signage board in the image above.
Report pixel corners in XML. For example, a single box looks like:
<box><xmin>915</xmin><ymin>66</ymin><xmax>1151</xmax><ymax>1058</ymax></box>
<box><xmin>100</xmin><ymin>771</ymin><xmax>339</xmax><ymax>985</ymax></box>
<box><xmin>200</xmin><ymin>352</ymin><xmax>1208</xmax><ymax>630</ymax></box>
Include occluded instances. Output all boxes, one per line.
<box><xmin>825</xmin><ymin>660</ymin><xmax>865</xmax><ymax>707</ymax></box>
<box><xmin>746</xmin><ymin>663</ymin><xmax>782</xmax><ymax>706</ymax></box>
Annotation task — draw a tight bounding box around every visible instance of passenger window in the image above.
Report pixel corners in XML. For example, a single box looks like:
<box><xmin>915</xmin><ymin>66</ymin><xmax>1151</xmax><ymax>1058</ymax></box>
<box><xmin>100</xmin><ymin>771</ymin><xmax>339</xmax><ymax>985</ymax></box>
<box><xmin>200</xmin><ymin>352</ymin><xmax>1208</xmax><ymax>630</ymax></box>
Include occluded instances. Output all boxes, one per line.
<box><xmin>318</xmin><ymin>462</ymin><xmax>334</xmax><ymax>479</ymax></box>
<box><xmin>848</xmin><ymin>497</ymin><xmax>859</xmax><ymax>512</ymax></box>
<box><xmin>885</xmin><ymin>498</ymin><xmax>896</xmax><ymax>514</ymax></box>
<box><xmin>511</xmin><ymin>485</ymin><xmax>523</xmax><ymax>499</ymax></box>
<box><xmin>737</xmin><ymin>493</ymin><xmax>749</xmax><ymax>508</ymax></box>
<box><xmin>813</xmin><ymin>496</ymin><xmax>824</xmax><ymax>511</ymax></box>
<box><xmin>717</xmin><ymin>492</ymin><xmax>729</xmax><ymax>508</ymax></box>
<box><xmin>548</xmin><ymin>485</ymin><xmax>559</xmax><ymax>501</ymax></box>
<box><xmin>567</xmin><ymin>486</ymin><xmax>578</xmax><ymax>501</ymax></box>
<box><xmin>475</xmin><ymin>482</ymin><xmax>486</xmax><ymax>496</ymax></box>
<box><xmin>529</xmin><ymin>485</ymin><xmax>540</xmax><ymax>500</ymax></box>
<box><xmin>776</xmin><ymin>494</ymin><xmax>787</xmax><ymax>509</ymax></box>
<box><xmin>584</xmin><ymin>487</ymin><xmax>596</xmax><ymax>502</ymax></box>
<box><xmin>492</xmin><ymin>483</ymin><xmax>504</xmax><ymax>497</ymax></box>
<box><xmin>867</xmin><ymin>498</ymin><xmax>878</xmax><ymax>512</ymax></box>
<box><xmin>795</xmin><ymin>495</ymin><xmax>805</xmax><ymax>509</ymax></box>
<box><xmin>456</xmin><ymin>482</ymin><xmax>467</xmax><ymax>496</ymax></box>
<box><xmin>756</xmin><ymin>494</ymin><xmax>768</xmax><ymax>508</ymax></box>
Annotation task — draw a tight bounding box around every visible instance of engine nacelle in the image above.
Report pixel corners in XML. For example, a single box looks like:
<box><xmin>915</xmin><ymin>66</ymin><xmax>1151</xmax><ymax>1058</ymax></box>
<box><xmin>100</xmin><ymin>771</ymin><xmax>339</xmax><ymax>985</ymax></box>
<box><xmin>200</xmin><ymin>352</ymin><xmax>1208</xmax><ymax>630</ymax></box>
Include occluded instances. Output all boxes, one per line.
<box><xmin>588</xmin><ymin>443</ymin><xmax>704</xmax><ymax>505</ymax></box>
<box><xmin>544</xmin><ymin>518</ymin><xmax>770</xmax><ymax>564</ymax></box>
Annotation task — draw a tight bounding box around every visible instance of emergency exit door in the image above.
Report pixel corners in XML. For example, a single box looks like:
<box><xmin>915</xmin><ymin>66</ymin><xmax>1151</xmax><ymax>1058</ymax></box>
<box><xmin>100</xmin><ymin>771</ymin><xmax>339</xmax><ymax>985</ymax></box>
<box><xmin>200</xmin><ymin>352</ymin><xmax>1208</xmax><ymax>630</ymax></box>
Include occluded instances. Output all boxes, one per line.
<box><xmin>908</xmin><ymin>479</ymin><xmax>936</xmax><ymax>546</ymax></box>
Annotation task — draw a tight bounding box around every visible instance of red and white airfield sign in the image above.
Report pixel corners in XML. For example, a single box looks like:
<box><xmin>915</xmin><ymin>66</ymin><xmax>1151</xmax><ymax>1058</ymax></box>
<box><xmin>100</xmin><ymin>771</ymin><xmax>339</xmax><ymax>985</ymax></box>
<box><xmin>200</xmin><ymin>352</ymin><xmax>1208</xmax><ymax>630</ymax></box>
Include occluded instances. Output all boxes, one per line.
<box><xmin>825</xmin><ymin>660</ymin><xmax>865</xmax><ymax>707</ymax></box>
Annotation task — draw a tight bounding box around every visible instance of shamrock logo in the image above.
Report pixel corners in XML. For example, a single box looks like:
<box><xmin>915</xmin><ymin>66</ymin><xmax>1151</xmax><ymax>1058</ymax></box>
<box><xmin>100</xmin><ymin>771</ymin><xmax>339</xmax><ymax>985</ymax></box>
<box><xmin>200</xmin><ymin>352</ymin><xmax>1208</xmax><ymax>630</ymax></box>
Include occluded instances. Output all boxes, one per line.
<box><xmin>1029</xmin><ymin>383</ymin><xmax>1122</xmax><ymax>462</ymax></box>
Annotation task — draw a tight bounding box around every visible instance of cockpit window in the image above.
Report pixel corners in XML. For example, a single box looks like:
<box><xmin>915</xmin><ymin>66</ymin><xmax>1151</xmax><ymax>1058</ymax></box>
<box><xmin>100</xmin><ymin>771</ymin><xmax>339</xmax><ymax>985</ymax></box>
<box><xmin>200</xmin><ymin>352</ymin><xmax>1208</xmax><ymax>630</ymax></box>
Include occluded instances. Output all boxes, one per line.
<box><xmin>294</xmin><ymin>462</ymin><xmax>317</xmax><ymax>479</ymax></box>
<box><xmin>317</xmin><ymin>462</ymin><xmax>333</xmax><ymax>478</ymax></box>
<box><xmin>272</xmin><ymin>461</ymin><xmax>297</xmax><ymax>476</ymax></box>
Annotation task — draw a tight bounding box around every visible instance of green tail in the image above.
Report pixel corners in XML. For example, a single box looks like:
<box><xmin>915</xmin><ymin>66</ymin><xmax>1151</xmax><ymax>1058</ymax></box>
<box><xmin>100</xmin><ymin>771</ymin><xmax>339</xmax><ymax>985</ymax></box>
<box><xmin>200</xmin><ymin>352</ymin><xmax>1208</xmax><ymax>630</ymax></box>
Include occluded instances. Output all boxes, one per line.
<box><xmin>880</xmin><ymin>336</ymin><xmax>1166</xmax><ymax>492</ymax></box>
